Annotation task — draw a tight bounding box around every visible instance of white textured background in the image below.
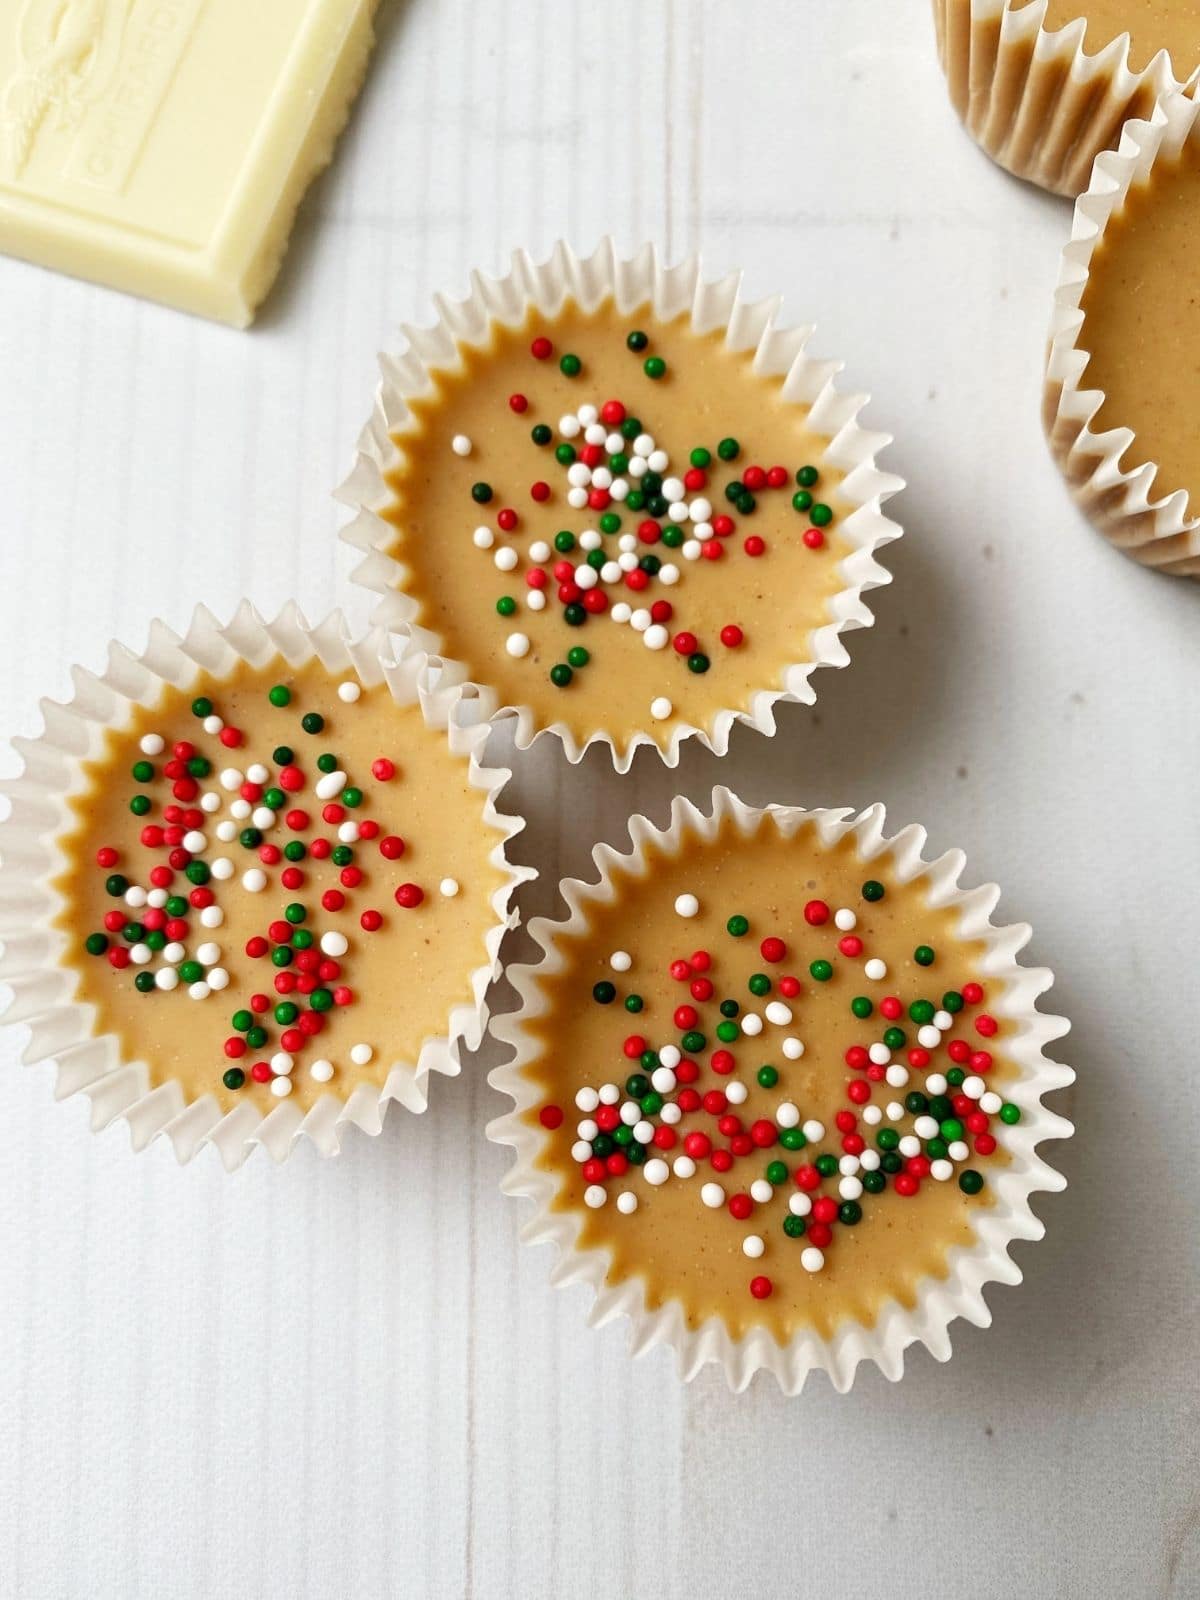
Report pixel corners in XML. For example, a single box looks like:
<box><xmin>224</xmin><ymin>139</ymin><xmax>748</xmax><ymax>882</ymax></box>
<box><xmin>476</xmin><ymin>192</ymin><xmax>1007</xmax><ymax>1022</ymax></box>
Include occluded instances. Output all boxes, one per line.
<box><xmin>1</xmin><ymin>2</ymin><xmax>1198</xmax><ymax>1596</ymax></box>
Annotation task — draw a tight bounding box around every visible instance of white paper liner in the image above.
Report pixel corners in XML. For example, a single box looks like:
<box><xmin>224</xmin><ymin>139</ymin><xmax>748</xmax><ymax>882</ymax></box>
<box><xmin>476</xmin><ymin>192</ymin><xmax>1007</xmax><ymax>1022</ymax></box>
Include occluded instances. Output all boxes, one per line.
<box><xmin>1044</xmin><ymin>91</ymin><xmax>1200</xmax><ymax>578</ymax></box>
<box><xmin>933</xmin><ymin>0</ymin><xmax>1191</xmax><ymax>196</ymax></box>
<box><xmin>0</xmin><ymin>602</ymin><xmax>532</xmax><ymax>1169</ymax></box>
<box><xmin>338</xmin><ymin>237</ymin><xmax>904</xmax><ymax>774</ymax></box>
<box><xmin>487</xmin><ymin>789</ymin><xmax>1074</xmax><ymax>1395</ymax></box>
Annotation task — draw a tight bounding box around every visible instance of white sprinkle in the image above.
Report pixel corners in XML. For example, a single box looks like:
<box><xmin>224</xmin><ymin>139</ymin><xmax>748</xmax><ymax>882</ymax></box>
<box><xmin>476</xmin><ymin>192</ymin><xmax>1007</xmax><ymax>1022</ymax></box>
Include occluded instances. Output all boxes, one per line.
<box><xmin>129</xmin><ymin>943</ymin><xmax>151</xmax><ymax>965</ymax></box>
<box><xmin>598</xmin><ymin>1083</ymin><xmax>620</xmax><ymax>1105</ymax></box>
<box><xmin>672</xmin><ymin>1155</ymin><xmax>696</xmax><ymax>1180</ymax></box>
<box><xmin>887</xmin><ymin>1101</ymin><xmax>905</xmax><ymax>1121</ymax></box>
<box><xmin>917</xmin><ymin>1024</ymin><xmax>942</xmax><ymax>1050</ymax></box>
<box><xmin>451</xmin><ymin>434</ymin><xmax>472</xmax><ymax>456</ymax></box>
<box><xmin>700</xmin><ymin>1182</ymin><xmax>725</xmax><ymax>1209</ymax></box>
<box><xmin>659</xmin><ymin>1046</ymin><xmax>681</xmax><ymax>1069</ymax></box>
<box><xmin>338</xmin><ymin>821</ymin><xmax>360</xmax><ymax>844</ymax></box>
<box><xmin>577</xmin><ymin>404</ymin><xmax>598</xmax><ymax>426</ymax></box>
<box><xmin>600</xmin><ymin>561</ymin><xmax>622</xmax><ymax>584</ymax></box>
<box><xmin>834</xmin><ymin>908</ymin><xmax>857</xmax><ymax>931</ymax></box>
<box><xmin>349</xmin><ymin>1043</ymin><xmax>373</xmax><ymax>1066</ymax></box>
<box><xmin>949</xmin><ymin>1140</ymin><xmax>970</xmax><ymax>1161</ymax></box>
<box><xmin>579</xmin><ymin>529</ymin><xmax>602</xmax><ymax>552</ymax></box>
<box><xmin>209</xmin><ymin>857</ymin><xmax>234</xmax><ymax>882</ymax></box>
<box><xmin>196</xmin><ymin>942</ymin><xmax>220</xmax><ymax>966</ymax></box>
<box><xmin>633</xmin><ymin>433</ymin><xmax>654</xmax><ymax>457</ymax></box>
<box><xmin>775</xmin><ymin>1103</ymin><xmax>800</xmax><ymax>1129</ymax></box>
<box><xmin>271</xmin><ymin>1052</ymin><xmax>295</xmax><ymax>1076</ymax></box>
<box><xmin>617</xmin><ymin>551</ymin><xmax>639</xmax><ymax>573</ymax></box>
<box><xmin>865</xmin><ymin>958</ymin><xmax>888</xmax><ymax>981</ymax></box>
<box><xmin>934</xmin><ymin>1009</ymin><xmax>954</xmax><ymax>1031</ymax></box>
<box><xmin>782</xmin><ymin>1037</ymin><xmax>805</xmax><ymax>1060</ymax></box>
<box><xmin>926</xmin><ymin>1073</ymin><xmax>949</xmax><ymax>1095</ymax></box>
<box><xmin>650</xmin><ymin>1067</ymin><xmax>676</xmax><ymax>1094</ymax></box>
<box><xmin>124</xmin><ymin>886</ymin><xmax>147</xmax><ymax>909</ymax></box>
<box><xmin>591</xmin><ymin>466</ymin><xmax>613</xmax><ymax>490</ymax></box>
<box><xmin>242</xmin><ymin>869</ymin><xmax>266</xmax><ymax>893</ymax></box>
<box><xmin>693</xmin><ymin>523</ymin><xmax>713</xmax><ymax>541</ymax></box>
<box><xmin>609</xmin><ymin>950</ymin><xmax>632</xmax><ymax>973</ymax></box>
<box><xmin>742</xmin><ymin>1234</ymin><xmax>765</xmax><ymax>1259</ymax></box>
<box><xmin>139</xmin><ymin>734</ymin><xmax>164</xmax><ymax>756</ymax></box>
<box><xmin>611</xmin><ymin>602</ymin><xmax>632</xmax><ymax>624</ymax></box>
<box><xmin>219</xmin><ymin>768</ymin><xmax>242</xmax><ymax>791</ymax></box>
<box><xmin>869</xmin><ymin>1042</ymin><xmax>891</xmax><ymax>1066</ymax></box>
<box><xmin>574</xmin><ymin>565</ymin><xmax>597</xmax><ymax>591</ymax></box>
<box><xmin>789</xmin><ymin>1192</ymin><xmax>812</xmax><ymax>1217</ymax></box>
<box><xmin>529</xmin><ymin>540</ymin><xmax>551</xmax><ymax>562</ymax></box>
<box><xmin>980</xmin><ymin>1091</ymin><xmax>1002</xmax><ymax>1115</ymax></box>
<box><xmin>643</xmin><ymin>1158</ymin><xmax>670</xmax><ymax>1187</ymax></box>
<box><xmin>669</xmin><ymin>501</ymin><xmax>688</xmax><ymax>521</ymax></box>
<box><xmin>619</xmin><ymin>1100</ymin><xmax>640</xmax><ymax>1127</ymax></box>
<box><xmin>472</xmin><ymin>526</ymin><xmax>494</xmax><ymax>550</ymax></box>
<box><xmin>188</xmin><ymin>982</ymin><xmax>210</xmax><ymax>1000</ymax></box>
<box><xmin>899</xmin><ymin>1135</ymin><xmax>921</xmax><ymax>1158</ymax></box>
<box><xmin>802</xmin><ymin>1119</ymin><xmax>825</xmax><ymax>1143</ymax></box>
<box><xmin>914</xmin><ymin>1116</ymin><xmax>939</xmax><ymax>1140</ymax></box>
<box><xmin>839</xmin><ymin>1176</ymin><xmax>863</xmax><ymax>1201</ymax></box>
<box><xmin>616</xmin><ymin>1190</ymin><xmax>639</xmax><ymax>1215</ymax></box>
<box><xmin>584</xmin><ymin>1184</ymin><xmax>607</xmax><ymax>1209</ymax></box>
<box><xmin>660</xmin><ymin>1102</ymin><xmax>682</xmax><ymax>1125</ymax></box>
<box><xmin>577</xmin><ymin>1119</ymin><xmax>599</xmax><ymax>1144</ymax></box>
<box><xmin>662</xmin><ymin>476</ymin><xmax>685</xmax><ymax>501</ymax></box>
<box><xmin>246</xmin><ymin>763</ymin><xmax>269</xmax><ymax>785</ymax></box>
<box><xmin>558</xmin><ymin>414</ymin><xmax>581</xmax><ymax>438</ymax></box>
<box><xmin>765</xmin><ymin>1001</ymin><xmax>793</xmax><ymax>1027</ymax></box>
<box><xmin>604</xmin><ymin>432</ymin><xmax>624</xmax><ymax>454</ymax></box>
<box><xmin>567</xmin><ymin>462</ymin><xmax>591</xmax><ymax>488</ymax></box>
<box><xmin>863</xmin><ymin>1105</ymin><xmax>883</xmax><ymax>1125</ymax></box>
<box><xmin>200</xmin><ymin>793</ymin><xmax>220</xmax><ymax>813</ymax></box>
<box><xmin>163</xmin><ymin>942</ymin><xmax>185</xmax><ymax>964</ymax></box>
<box><xmin>839</xmin><ymin>1154</ymin><xmax>861</xmax><ymax>1176</ymax></box>
<box><xmin>647</xmin><ymin>449</ymin><xmax>668</xmax><ymax>473</ymax></box>
<box><xmin>931</xmin><ymin>1159</ymin><xmax>954</xmax><ymax>1181</ymax></box>
<box><xmin>740</xmin><ymin>1013</ymin><xmax>763</xmax><ymax>1037</ymax></box>
<box><xmin>270</xmin><ymin>1075</ymin><xmax>293</xmax><ymax>1098</ymax></box>
<box><xmin>682</xmin><ymin>540</ymin><xmax>702</xmax><ymax>561</ymax></box>
<box><xmin>505</xmin><ymin>632</ymin><xmax>530</xmax><ymax>659</ymax></box>
<box><xmin>632</xmin><ymin>1120</ymin><xmax>654</xmax><ymax>1145</ymax></box>
<box><xmin>688</xmin><ymin>497</ymin><xmax>712</xmax><ymax>523</ymax></box>
<box><xmin>750</xmin><ymin>1179</ymin><xmax>773</xmax><ymax>1204</ymax></box>
<box><xmin>439</xmin><ymin>878</ymin><xmax>460</xmax><ymax>898</ymax></box>
<box><xmin>859</xmin><ymin>1149</ymin><xmax>881</xmax><ymax>1171</ymax></box>
<box><xmin>154</xmin><ymin>968</ymin><xmax>178</xmax><ymax>991</ymax></box>
<box><xmin>320</xmin><ymin>931</ymin><xmax>349</xmax><ymax>957</ymax></box>
<box><xmin>252</xmin><ymin>806</ymin><xmax>275</xmax><ymax>830</ymax></box>
<box><xmin>886</xmin><ymin>1063</ymin><xmax>910</xmax><ymax>1088</ymax></box>
<box><xmin>567</xmin><ymin>487</ymin><xmax>588</xmax><ymax>509</ymax></box>
<box><xmin>575</xmin><ymin>1086</ymin><xmax>599</xmax><ymax>1113</ymax></box>
<box><xmin>571</xmin><ymin>1140</ymin><xmax>591</xmax><ymax>1163</ymax></box>
<box><xmin>216</xmin><ymin>821</ymin><xmax>237</xmax><ymax>842</ymax></box>
<box><xmin>494</xmin><ymin>547</ymin><xmax>518</xmax><ymax>572</ymax></box>
<box><xmin>724</xmin><ymin>1080</ymin><xmax>748</xmax><ymax>1106</ymax></box>
<box><xmin>202</xmin><ymin>715</ymin><xmax>223</xmax><ymax>735</ymax></box>
<box><xmin>526</xmin><ymin>590</ymin><xmax>546</xmax><ymax>612</ymax></box>
<box><xmin>674</xmin><ymin>893</ymin><xmax>699</xmax><ymax>919</ymax></box>
<box><xmin>207</xmin><ymin>968</ymin><xmax>230</xmax><ymax>991</ymax></box>
<box><xmin>147</xmin><ymin>889</ymin><xmax>167</xmax><ymax>909</ymax></box>
<box><xmin>801</xmin><ymin>1247</ymin><xmax>826</xmax><ymax>1274</ymax></box>
<box><xmin>642</xmin><ymin>624</ymin><xmax>669</xmax><ymax>651</ymax></box>
<box><xmin>658</xmin><ymin>563</ymin><xmax>680</xmax><ymax>586</ymax></box>
<box><xmin>610</xmin><ymin>478</ymin><xmax>629</xmax><ymax>501</ymax></box>
<box><xmin>962</xmin><ymin>1075</ymin><xmax>986</xmax><ymax>1100</ymax></box>
<box><xmin>338</xmin><ymin>681</ymin><xmax>362</xmax><ymax>703</ymax></box>
<box><xmin>311</xmin><ymin>1059</ymin><xmax>335</xmax><ymax>1083</ymax></box>
<box><xmin>314</xmin><ymin>770</ymin><xmax>347</xmax><ymax>802</ymax></box>
<box><xmin>618</xmin><ymin>534</ymin><xmax>638</xmax><ymax>553</ymax></box>
<box><xmin>650</xmin><ymin>697</ymin><xmax>673</xmax><ymax>721</ymax></box>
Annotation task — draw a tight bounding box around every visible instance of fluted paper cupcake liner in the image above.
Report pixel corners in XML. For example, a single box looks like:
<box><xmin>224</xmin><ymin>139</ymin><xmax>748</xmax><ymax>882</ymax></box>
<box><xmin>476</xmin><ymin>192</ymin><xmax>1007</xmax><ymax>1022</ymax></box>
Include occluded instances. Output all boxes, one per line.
<box><xmin>933</xmin><ymin>0</ymin><xmax>1190</xmax><ymax>196</ymax></box>
<box><xmin>1045</xmin><ymin>92</ymin><xmax>1200</xmax><ymax>579</ymax></box>
<box><xmin>487</xmin><ymin>789</ymin><xmax>1074</xmax><ymax>1395</ymax></box>
<box><xmin>338</xmin><ymin>237</ymin><xmax>903</xmax><ymax>773</ymax></box>
<box><xmin>0</xmin><ymin>602</ymin><xmax>531</xmax><ymax>1169</ymax></box>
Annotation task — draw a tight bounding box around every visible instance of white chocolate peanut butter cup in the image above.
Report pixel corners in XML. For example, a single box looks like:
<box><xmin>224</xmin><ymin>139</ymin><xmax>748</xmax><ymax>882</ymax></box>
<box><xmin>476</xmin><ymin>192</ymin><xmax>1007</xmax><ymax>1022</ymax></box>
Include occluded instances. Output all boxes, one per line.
<box><xmin>0</xmin><ymin>603</ymin><xmax>531</xmax><ymax>1169</ymax></box>
<box><xmin>339</xmin><ymin>238</ymin><xmax>903</xmax><ymax>773</ymax></box>
<box><xmin>487</xmin><ymin>789</ymin><xmax>1074</xmax><ymax>1396</ymax></box>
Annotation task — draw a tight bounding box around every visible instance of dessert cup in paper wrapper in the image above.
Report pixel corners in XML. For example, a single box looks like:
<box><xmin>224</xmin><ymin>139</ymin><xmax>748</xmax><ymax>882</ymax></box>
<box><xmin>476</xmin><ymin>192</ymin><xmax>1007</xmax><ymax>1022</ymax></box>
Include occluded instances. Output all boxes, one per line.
<box><xmin>933</xmin><ymin>0</ymin><xmax>1192</xmax><ymax>196</ymax></box>
<box><xmin>1044</xmin><ymin>92</ymin><xmax>1200</xmax><ymax>579</ymax></box>
<box><xmin>0</xmin><ymin>602</ymin><xmax>531</xmax><ymax>1170</ymax></box>
<box><xmin>338</xmin><ymin>238</ymin><xmax>903</xmax><ymax>773</ymax></box>
<box><xmin>487</xmin><ymin>790</ymin><xmax>1074</xmax><ymax>1395</ymax></box>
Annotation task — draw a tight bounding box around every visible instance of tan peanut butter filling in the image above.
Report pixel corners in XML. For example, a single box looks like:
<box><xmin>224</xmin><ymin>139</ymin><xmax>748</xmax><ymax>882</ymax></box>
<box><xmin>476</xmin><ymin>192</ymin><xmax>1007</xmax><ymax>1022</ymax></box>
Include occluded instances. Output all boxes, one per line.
<box><xmin>382</xmin><ymin>300</ymin><xmax>855</xmax><ymax>757</ymax></box>
<box><xmin>1031</xmin><ymin>1</ymin><xmax>1200</xmax><ymax>73</ymax></box>
<box><xmin>520</xmin><ymin>817</ymin><xmax>1020</xmax><ymax>1345</ymax></box>
<box><xmin>55</xmin><ymin>659</ymin><xmax>507</xmax><ymax>1115</ymax></box>
<box><xmin>1078</xmin><ymin>138</ymin><xmax>1200</xmax><ymax>508</ymax></box>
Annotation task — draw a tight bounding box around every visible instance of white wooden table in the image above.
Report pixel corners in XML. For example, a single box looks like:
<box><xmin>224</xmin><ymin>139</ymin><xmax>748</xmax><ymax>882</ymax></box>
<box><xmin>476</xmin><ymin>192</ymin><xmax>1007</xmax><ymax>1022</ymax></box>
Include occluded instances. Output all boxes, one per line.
<box><xmin>1</xmin><ymin>3</ymin><xmax>1198</xmax><ymax>1595</ymax></box>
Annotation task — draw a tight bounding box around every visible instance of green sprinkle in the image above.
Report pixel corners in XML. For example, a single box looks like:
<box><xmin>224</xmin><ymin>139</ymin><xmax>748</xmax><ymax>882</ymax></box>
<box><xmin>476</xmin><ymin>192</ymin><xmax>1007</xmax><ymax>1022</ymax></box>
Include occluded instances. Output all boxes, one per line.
<box><xmin>792</xmin><ymin>490</ymin><xmax>813</xmax><ymax>513</ymax></box>
<box><xmin>555</xmin><ymin>442</ymin><xmax>576</xmax><ymax>466</ymax></box>
<box><xmin>272</xmin><ymin>745</ymin><xmax>294</xmax><ymax>766</ymax></box>
<box><xmin>625</xmin><ymin>1073</ymin><xmax>649</xmax><ymax>1100</ymax></box>
<box><xmin>559</xmin><ymin>353</ymin><xmax>582</xmax><ymax>377</ymax></box>
<box><xmin>959</xmin><ymin>1169</ymin><xmax>984</xmax><ymax>1195</ymax></box>
<box><xmin>301</xmin><ymin>712</ymin><xmax>324</xmax><ymax>735</ymax></box>
<box><xmin>264</xmin><ymin>788</ymin><xmax>285</xmax><ymax>811</ymax></box>
<box><xmin>245</xmin><ymin>1026</ymin><xmax>268</xmax><ymax>1050</ymax></box>
<box><xmin>105</xmin><ymin>874</ymin><xmax>128</xmax><ymax>897</ymax></box>
<box><xmin>851</xmin><ymin>996</ymin><xmax>873</xmax><ymax>1019</ymax></box>
<box><xmin>496</xmin><ymin>596</ymin><xmax>517</xmax><ymax>617</ymax></box>
<box><xmin>317</xmin><ymin>753</ymin><xmax>337</xmax><ymax>773</ymax></box>
<box><xmin>810</xmin><ymin>503</ymin><xmax>833</xmax><ymax>527</ymax></box>
<box><xmin>863</xmin><ymin>1170</ymin><xmax>887</xmax><ymax>1194</ymax></box>
<box><xmin>687</xmin><ymin>653</ymin><xmax>710</xmax><ymax>675</ymax></box>
<box><xmin>271</xmin><ymin>946</ymin><xmax>292</xmax><ymax>968</ymax></box>
<box><xmin>549</xmin><ymin>664</ymin><xmax>573</xmax><ymax>688</ymax></box>
<box><xmin>268</xmin><ymin>685</ymin><xmax>291</xmax><ymax>707</ymax></box>
<box><xmin>883</xmin><ymin>1026</ymin><xmax>906</xmax><ymax>1050</ymax></box>
<box><xmin>275</xmin><ymin>1002</ymin><xmax>299</xmax><ymax>1026</ymax></box>
<box><xmin>134</xmin><ymin>971</ymin><xmax>156</xmax><ymax>993</ymax></box>
<box><xmin>809</xmin><ymin>959</ymin><xmax>833</xmax><ymax>982</ymax></box>
<box><xmin>681</xmin><ymin>1030</ymin><xmax>706</xmax><ymax>1053</ymax></box>
<box><xmin>331</xmin><ymin>845</ymin><xmax>353</xmax><ymax>867</ymax></box>
<box><xmin>284</xmin><ymin>841</ymin><xmax>306</xmax><ymax>862</ymax></box>
<box><xmin>757</xmin><ymin>1065</ymin><xmax>779</xmax><ymax>1089</ymax></box>
<box><xmin>624</xmin><ymin>994</ymin><xmax>643</xmax><ymax>1014</ymax></box>
<box><xmin>240</xmin><ymin>827</ymin><xmax>262</xmax><ymax>849</ymax></box>
<box><xmin>717</xmin><ymin>437</ymin><xmax>740</xmax><ymax>462</ymax></box>
<box><xmin>839</xmin><ymin>1200</ymin><xmax>863</xmax><ymax>1225</ymax></box>
<box><xmin>640</xmin><ymin>1092</ymin><xmax>663</xmax><ymax>1117</ymax></box>
<box><xmin>942</xmin><ymin>990</ymin><xmax>965</xmax><ymax>1013</ymax></box>
<box><xmin>862</xmin><ymin>880</ymin><xmax>885</xmax><ymax>902</ymax></box>
<box><xmin>599</xmin><ymin>512</ymin><xmax>621</xmax><ymax>535</ymax></box>
<box><xmin>999</xmin><ymin>1103</ymin><xmax>1021</xmax><ymax>1125</ymax></box>
<box><xmin>284</xmin><ymin>903</ymin><xmax>306</xmax><ymax>925</ymax></box>
<box><xmin>946</xmin><ymin>1067</ymin><xmax>966</xmax><ymax>1088</ymax></box>
<box><xmin>292</xmin><ymin>929</ymin><xmax>314</xmax><ymax>950</ymax></box>
<box><xmin>779</xmin><ymin>1128</ymin><xmax>806</xmax><ymax>1151</ymax></box>
<box><xmin>643</xmin><ymin>356</ymin><xmax>666</xmax><ymax>380</ymax></box>
<box><xmin>593</xmin><ymin>980</ymin><xmax>616</xmax><ymax>1005</ymax></box>
<box><xmin>566</xmin><ymin>646</ymin><xmax>589</xmax><ymax>669</ymax></box>
<box><xmin>531</xmin><ymin>423</ymin><xmax>552</xmax><ymax>446</ymax></box>
<box><xmin>940</xmin><ymin>1118</ymin><xmax>964</xmax><ymax>1142</ymax></box>
<box><xmin>690</xmin><ymin>447</ymin><xmax>711</xmax><ymax>469</ymax></box>
<box><xmin>877</xmin><ymin>1127</ymin><xmax>900</xmax><ymax>1152</ymax></box>
<box><xmin>783</xmin><ymin>1214</ymin><xmax>806</xmax><ymax>1238</ymax></box>
<box><xmin>341</xmin><ymin>787</ymin><xmax>363</xmax><ymax>808</ymax></box>
<box><xmin>121</xmin><ymin>922</ymin><xmax>143</xmax><ymax>943</ymax></box>
<box><xmin>815</xmin><ymin>1153</ymin><xmax>839</xmax><ymax>1177</ymax></box>
<box><xmin>796</xmin><ymin>465</ymin><xmax>819</xmax><ymax>488</ymax></box>
<box><xmin>909</xmin><ymin>999</ymin><xmax>935</xmax><ymax>1024</ymax></box>
<box><xmin>471</xmin><ymin>481</ymin><xmax>493</xmax><ymax>503</ymax></box>
<box><xmin>626</xmin><ymin>330</ymin><xmax>648</xmax><ymax>351</ymax></box>
<box><xmin>661</xmin><ymin>524</ymin><xmax>684</xmax><ymax>547</ymax></box>
<box><xmin>131</xmin><ymin>760</ymin><xmax>154</xmax><ymax>783</ymax></box>
<box><xmin>165</xmin><ymin>896</ymin><xmax>187</xmax><ymax>917</ymax></box>
<box><xmin>716</xmin><ymin>1020</ymin><xmax>739</xmax><ymax>1043</ymax></box>
<box><xmin>129</xmin><ymin>795</ymin><xmax>150</xmax><ymax>816</ymax></box>
<box><xmin>310</xmin><ymin>988</ymin><xmax>334</xmax><ymax>1012</ymax></box>
<box><xmin>726</xmin><ymin>914</ymin><xmax>749</xmax><ymax>937</ymax></box>
<box><xmin>84</xmin><ymin>933</ymin><xmax>108</xmax><ymax>956</ymax></box>
<box><xmin>748</xmin><ymin>974</ymin><xmax>771</xmax><ymax>997</ymax></box>
<box><xmin>620</xmin><ymin>416</ymin><xmax>642</xmax><ymax>440</ymax></box>
<box><xmin>765</xmin><ymin>1160</ymin><xmax>788</xmax><ymax>1185</ymax></box>
<box><xmin>223</xmin><ymin>1068</ymin><xmax>245</xmax><ymax>1090</ymax></box>
<box><xmin>191</xmin><ymin>696</ymin><xmax>213</xmax><ymax>719</ymax></box>
<box><xmin>563</xmin><ymin>604</ymin><xmax>586</xmax><ymax>626</ymax></box>
<box><xmin>178</xmin><ymin>960</ymin><xmax>203</xmax><ymax>984</ymax></box>
<box><xmin>914</xmin><ymin>945</ymin><xmax>935</xmax><ymax>967</ymax></box>
<box><xmin>905</xmin><ymin>1092</ymin><xmax>929</xmax><ymax>1115</ymax></box>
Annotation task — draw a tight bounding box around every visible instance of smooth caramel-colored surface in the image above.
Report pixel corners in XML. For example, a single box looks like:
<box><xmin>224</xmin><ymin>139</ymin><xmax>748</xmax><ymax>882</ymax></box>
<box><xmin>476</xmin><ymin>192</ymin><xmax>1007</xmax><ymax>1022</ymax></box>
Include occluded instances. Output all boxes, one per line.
<box><xmin>1028</xmin><ymin>0</ymin><xmax>1200</xmax><ymax>72</ymax></box>
<box><xmin>55</xmin><ymin>659</ymin><xmax>507</xmax><ymax>1114</ymax></box>
<box><xmin>1078</xmin><ymin>138</ymin><xmax>1200</xmax><ymax>507</ymax></box>
<box><xmin>384</xmin><ymin>300</ymin><xmax>853</xmax><ymax>757</ymax></box>
<box><xmin>521</xmin><ymin>817</ymin><xmax>1014</xmax><ymax>1345</ymax></box>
